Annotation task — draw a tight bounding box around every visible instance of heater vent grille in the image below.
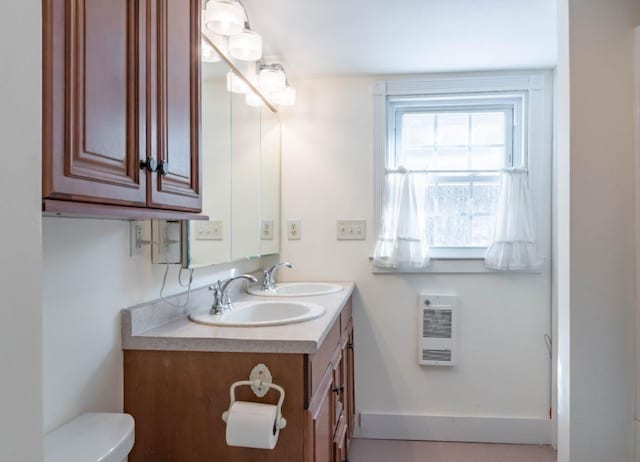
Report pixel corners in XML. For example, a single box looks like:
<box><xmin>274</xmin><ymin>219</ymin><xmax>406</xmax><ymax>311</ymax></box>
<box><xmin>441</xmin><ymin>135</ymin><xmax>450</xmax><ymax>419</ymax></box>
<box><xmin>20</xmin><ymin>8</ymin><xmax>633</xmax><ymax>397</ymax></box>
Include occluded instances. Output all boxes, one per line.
<box><xmin>418</xmin><ymin>294</ymin><xmax>457</xmax><ymax>366</ymax></box>
<box><xmin>422</xmin><ymin>349</ymin><xmax>452</xmax><ymax>362</ymax></box>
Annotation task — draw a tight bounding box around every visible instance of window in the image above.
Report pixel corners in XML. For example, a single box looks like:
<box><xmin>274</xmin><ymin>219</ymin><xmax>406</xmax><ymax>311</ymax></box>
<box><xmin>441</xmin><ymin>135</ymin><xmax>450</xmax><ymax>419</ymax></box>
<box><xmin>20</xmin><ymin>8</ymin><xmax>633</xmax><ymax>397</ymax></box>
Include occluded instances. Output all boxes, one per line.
<box><xmin>387</xmin><ymin>95</ymin><xmax>524</xmax><ymax>259</ymax></box>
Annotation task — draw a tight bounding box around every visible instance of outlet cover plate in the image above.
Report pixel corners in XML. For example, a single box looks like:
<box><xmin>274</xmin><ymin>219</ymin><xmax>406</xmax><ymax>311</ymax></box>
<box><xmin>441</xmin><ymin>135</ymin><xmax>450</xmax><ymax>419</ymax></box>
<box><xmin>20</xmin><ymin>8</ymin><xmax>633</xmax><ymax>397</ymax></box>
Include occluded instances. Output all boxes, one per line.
<box><xmin>261</xmin><ymin>220</ymin><xmax>274</xmax><ymax>240</ymax></box>
<box><xmin>287</xmin><ymin>219</ymin><xmax>301</xmax><ymax>240</ymax></box>
<box><xmin>337</xmin><ymin>220</ymin><xmax>366</xmax><ymax>240</ymax></box>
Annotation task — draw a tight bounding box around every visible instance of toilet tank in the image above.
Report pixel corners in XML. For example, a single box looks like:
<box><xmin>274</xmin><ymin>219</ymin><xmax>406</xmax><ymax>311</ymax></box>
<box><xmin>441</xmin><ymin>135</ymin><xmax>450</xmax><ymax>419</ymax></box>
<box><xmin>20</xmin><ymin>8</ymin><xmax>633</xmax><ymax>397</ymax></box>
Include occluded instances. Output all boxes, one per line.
<box><xmin>44</xmin><ymin>413</ymin><xmax>135</xmax><ymax>462</ymax></box>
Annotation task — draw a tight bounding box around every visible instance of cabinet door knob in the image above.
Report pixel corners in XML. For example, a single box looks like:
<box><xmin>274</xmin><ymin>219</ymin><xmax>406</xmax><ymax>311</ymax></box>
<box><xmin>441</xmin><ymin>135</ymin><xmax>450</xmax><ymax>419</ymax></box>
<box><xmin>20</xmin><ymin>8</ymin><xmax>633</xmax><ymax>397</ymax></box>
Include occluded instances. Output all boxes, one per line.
<box><xmin>347</xmin><ymin>342</ymin><xmax>354</xmax><ymax>350</ymax></box>
<box><xmin>140</xmin><ymin>157</ymin><xmax>158</xmax><ymax>172</ymax></box>
<box><xmin>333</xmin><ymin>385</ymin><xmax>344</xmax><ymax>394</ymax></box>
<box><xmin>158</xmin><ymin>160</ymin><xmax>169</xmax><ymax>176</ymax></box>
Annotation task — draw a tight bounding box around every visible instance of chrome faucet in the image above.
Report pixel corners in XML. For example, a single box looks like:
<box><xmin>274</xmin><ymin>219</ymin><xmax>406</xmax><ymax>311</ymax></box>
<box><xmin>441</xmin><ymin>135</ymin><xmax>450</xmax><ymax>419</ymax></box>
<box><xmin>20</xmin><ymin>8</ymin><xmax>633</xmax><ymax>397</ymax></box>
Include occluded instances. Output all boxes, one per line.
<box><xmin>209</xmin><ymin>274</ymin><xmax>258</xmax><ymax>315</ymax></box>
<box><xmin>261</xmin><ymin>262</ymin><xmax>294</xmax><ymax>290</ymax></box>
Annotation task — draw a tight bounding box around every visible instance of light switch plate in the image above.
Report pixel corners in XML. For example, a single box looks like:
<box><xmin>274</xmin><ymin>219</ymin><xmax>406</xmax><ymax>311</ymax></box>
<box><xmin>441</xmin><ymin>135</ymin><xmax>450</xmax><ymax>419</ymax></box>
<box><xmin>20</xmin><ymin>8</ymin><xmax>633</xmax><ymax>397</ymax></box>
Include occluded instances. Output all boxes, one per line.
<box><xmin>196</xmin><ymin>221</ymin><xmax>223</xmax><ymax>240</ymax></box>
<box><xmin>287</xmin><ymin>219</ymin><xmax>301</xmax><ymax>240</ymax></box>
<box><xmin>337</xmin><ymin>220</ymin><xmax>366</xmax><ymax>240</ymax></box>
<box><xmin>261</xmin><ymin>220</ymin><xmax>274</xmax><ymax>240</ymax></box>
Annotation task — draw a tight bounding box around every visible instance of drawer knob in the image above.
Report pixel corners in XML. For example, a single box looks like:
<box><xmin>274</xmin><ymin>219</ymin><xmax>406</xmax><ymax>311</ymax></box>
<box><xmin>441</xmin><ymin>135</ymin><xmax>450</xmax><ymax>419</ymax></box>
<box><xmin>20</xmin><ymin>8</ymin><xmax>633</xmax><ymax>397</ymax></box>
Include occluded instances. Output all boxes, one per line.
<box><xmin>158</xmin><ymin>160</ymin><xmax>169</xmax><ymax>176</ymax></box>
<box><xmin>347</xmin><ymin>342</ymin><xmax>354</xmax><ymax>350</ymax></box>
<box><xmin>333</xmin><ymin>385</ymin><xmax>344</xmax><ymax>394</ymax></box>
<box><xmin>140</xmin><ymin>157</ymin><xmax>158</xmax><ymax>172</ymax></box>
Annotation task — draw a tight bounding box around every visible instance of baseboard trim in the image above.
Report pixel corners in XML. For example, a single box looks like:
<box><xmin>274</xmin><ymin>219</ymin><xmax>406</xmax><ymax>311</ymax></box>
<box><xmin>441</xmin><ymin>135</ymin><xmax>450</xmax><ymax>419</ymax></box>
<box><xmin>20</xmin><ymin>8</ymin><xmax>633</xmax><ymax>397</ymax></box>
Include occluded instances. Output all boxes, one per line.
<box><xmin>357</xmin><ymin>412</ymin><xmax>552</xmax><ymax>445</ymax></box>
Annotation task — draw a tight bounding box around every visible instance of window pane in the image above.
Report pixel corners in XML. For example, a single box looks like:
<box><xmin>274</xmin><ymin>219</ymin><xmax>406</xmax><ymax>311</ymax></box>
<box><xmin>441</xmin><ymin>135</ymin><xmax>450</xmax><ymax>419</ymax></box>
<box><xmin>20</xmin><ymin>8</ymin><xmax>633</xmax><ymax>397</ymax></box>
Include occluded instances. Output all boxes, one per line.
<box><xmin>470</xmin><ymin>147</ymin><xmax>504</xmax><ymax>170</ymax></box>
<box><xmin>471</xmin><ymin>215</ymin><xmax>494</xmax><ymax>246</ymax></box>
<box><xmin>402</xmin><ymin>113</ymin><xmax>435</xmax><ymax>148</ymax></box>
<box><xmin>471</xmin><ymin>112</ymin><xmax>505</xmax><ymax>146</ymax></box>
<box><xmin>436</xmin><ymin>113</ymin><xmax>469</xmax><ymax>146</ymax></box>
<box><xmin>425</xmin><ymin>178</ymin><xmax>499</xmax><ymax>248</ymax></box>
<box><xmin>435</xmin><ymin>148</ymin><xmax>469</xmax><ymax>170</ymax></box>
<box><xmin>400</xmin><ymin>148</ymin><xmax>436</xmax><ymax>170</ymax></box>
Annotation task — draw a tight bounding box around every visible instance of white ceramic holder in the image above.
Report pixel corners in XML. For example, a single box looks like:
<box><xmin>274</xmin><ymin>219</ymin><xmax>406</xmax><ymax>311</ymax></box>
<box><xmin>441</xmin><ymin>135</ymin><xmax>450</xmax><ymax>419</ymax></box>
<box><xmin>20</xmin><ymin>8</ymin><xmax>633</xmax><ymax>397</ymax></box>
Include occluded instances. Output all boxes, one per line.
<box><xmin>221</xmin><ymin>363</ymin><xmax>287</xmax><ymax>430</ymax></box>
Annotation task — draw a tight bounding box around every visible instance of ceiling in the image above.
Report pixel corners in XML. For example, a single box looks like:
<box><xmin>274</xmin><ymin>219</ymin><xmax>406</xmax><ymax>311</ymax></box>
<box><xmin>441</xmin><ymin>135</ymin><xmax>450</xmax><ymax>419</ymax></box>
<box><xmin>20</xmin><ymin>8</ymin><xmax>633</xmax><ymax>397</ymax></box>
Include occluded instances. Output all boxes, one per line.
<box><xmin>240</xmin><ymin>0</ymin><xmax>557</xmax><ymax>78</ymax></box>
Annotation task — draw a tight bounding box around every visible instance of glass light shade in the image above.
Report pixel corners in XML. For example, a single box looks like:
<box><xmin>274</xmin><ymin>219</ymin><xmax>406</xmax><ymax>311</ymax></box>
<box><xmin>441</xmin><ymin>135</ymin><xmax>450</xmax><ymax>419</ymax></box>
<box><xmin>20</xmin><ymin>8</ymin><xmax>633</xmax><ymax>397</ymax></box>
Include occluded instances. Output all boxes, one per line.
<box><xmin>271</xmin><ymin>85</ymin><xmax>296</xmax><ymax>106</ymax></box>
<box><xmin>226</xmin><ymin>71</ymin><xmax>249</xmax><ymax>94</ymax></box>
<box><xmin>201</xmin><ymin>40</ymin><xmax>220</xmax><ymax>63</ymax></box>
<box><xmin>205</xmin><ymin>0</ymin><xmax>245</xmax><ymax>36</ymax></box>
<box><xmin>258</xmin><ymin>67</ymin><xmax>287</xmax><ymax>92</ymax></box>
<box><xmin>228</xmin><ymin>29</ymin><xmax>262</xmax><ymax>61</ymax></box>
<box><xmin>245</xmin><ymin>91</ymin><xmax>265</xmax><ymax>107</ymax></box>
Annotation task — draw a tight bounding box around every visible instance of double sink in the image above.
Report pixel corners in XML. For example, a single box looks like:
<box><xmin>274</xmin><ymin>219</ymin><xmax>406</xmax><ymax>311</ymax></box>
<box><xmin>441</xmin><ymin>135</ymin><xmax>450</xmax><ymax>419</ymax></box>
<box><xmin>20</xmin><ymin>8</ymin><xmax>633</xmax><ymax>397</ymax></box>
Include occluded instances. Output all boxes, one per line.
<box><xmin>188</xmin><ymin>282</ymin><xmax>343</xmax><ymax>327</ymax></box>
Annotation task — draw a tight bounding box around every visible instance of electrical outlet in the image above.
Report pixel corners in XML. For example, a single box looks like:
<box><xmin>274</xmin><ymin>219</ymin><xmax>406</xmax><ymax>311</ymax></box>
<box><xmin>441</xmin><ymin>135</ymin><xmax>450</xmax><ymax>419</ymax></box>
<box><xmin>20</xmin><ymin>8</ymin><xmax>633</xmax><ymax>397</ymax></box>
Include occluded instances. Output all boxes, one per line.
<box><xmin>261</xmin><ymin>220</ymin><xmax>274</xmax><ymax>240</ymax></box>
<box><xmin>152</xmin><ymin>220</ymin><xmax>182</xmax><ymax>264</ymax></box>
<box><xmin>287</xmin><ymin>219</ymin><xmax>301</xmax><ymax>240</ymax></box>
<box><xmin>196</xmin><ymin>221</ymin><xmax>223</xmax><ymax>240</ymax></box>
<box><xmin>337</xmin><ymin>220</ymin><xmax>366</xmax><ymax>240</ymax></box>
<box><xmin>130</xmin><ymin>220</ymin><xmax>146</xmax><ymax>257</ymax></box>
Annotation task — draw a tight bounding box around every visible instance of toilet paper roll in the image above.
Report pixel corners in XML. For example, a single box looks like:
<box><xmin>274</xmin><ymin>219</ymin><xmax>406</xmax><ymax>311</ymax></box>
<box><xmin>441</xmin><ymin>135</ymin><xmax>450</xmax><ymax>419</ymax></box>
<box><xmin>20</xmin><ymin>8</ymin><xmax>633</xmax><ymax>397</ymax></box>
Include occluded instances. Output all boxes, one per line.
<box><xmin>225</xmin><ymin>401</ymin><xmax>280</xmax><ymax>450</ymax></box>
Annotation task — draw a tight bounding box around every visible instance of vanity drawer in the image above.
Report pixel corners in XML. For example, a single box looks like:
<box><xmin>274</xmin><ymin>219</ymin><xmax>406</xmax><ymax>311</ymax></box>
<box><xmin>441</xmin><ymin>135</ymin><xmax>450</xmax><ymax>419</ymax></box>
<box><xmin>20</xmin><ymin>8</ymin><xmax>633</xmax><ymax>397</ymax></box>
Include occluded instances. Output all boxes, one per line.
<box><xmin>308</xmin><ymin>318</ymin><xmax>340</xmax><ymax>399</ymax></box>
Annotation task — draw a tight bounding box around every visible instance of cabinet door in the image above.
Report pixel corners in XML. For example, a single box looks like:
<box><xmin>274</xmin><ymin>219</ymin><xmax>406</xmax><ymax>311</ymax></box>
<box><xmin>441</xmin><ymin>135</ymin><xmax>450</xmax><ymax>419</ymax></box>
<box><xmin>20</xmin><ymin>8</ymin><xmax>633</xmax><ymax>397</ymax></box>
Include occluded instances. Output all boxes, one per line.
<box><xmin>306</xmin><ymin>366</ymin><xmax>335</xmax><ymax>462</ymax></box>
<box><xmin>148</xmin><ymin>0</ymin><xmax>201</xmax><ymax>211</ymax></box>
<box><xmin>43</xmin><ymin>0</ymin><xmax>146</xmax><ymax>206</ymax></box>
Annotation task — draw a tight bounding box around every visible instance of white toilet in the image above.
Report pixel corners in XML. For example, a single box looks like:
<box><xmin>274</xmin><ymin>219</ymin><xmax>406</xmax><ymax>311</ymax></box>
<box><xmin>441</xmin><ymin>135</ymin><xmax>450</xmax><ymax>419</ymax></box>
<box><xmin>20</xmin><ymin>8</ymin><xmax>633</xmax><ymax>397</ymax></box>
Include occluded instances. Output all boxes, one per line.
<box><xmin>44</xmin><ymin>412</ymin><xmax>135</xmax><ymax>462</ymax></box>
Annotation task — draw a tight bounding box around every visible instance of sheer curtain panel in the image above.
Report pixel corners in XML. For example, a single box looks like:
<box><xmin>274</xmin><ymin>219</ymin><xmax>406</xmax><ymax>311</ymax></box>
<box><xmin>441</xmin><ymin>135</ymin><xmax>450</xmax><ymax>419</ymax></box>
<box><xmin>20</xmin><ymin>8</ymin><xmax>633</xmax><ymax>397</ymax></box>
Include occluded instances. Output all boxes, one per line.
<box><xmin>484</xmin><ymin>167</ymin><xmax>542</xmax><ymax>271</ymax></box>
<box><xmin>373</xmin><ymin>169</ymin><xmax>430</xmax><ymax>269</ymax></box>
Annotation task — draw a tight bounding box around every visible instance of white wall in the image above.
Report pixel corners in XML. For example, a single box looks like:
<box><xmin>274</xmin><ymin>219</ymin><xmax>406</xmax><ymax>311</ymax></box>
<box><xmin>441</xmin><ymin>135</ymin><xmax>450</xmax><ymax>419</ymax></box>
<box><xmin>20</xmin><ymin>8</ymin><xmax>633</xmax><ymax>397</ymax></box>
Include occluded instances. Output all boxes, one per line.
<box><xmin>42</xmin><ymin>218</ymin><xmax>259</xmax><ymax>433</ymax></box>
<box><xmin>556</xmin><ymin>0</ymin><xmax>640</xmax><ymax>461</ymax></box>
<box><xmin>0</xmin><ymin>0</ymin><xmax>43</xmax><ymax>460</ymax></box>
<box><xmin>279</xmin><ymin>77</ymin><xmax>552</xmax><ymax>438</ymax></box>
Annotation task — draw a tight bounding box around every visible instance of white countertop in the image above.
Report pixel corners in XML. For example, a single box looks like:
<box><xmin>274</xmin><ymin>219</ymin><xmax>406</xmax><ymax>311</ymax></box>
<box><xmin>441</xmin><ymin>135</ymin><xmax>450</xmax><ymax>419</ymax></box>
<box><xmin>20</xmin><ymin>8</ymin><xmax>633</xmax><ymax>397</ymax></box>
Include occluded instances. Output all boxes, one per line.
<box><xmin>121</xmin><ymin>282</ymin><xmax>355</xmax><ymax>354</ymax></box>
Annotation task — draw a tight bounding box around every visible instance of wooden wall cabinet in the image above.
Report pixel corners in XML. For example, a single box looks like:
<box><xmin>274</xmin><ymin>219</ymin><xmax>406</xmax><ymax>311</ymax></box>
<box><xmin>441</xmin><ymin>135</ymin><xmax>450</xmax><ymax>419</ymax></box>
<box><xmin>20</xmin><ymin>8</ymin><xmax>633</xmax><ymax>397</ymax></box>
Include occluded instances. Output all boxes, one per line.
<box><xmin>43</xmin><ymin>0</ymin><xmax>202</xmax><ymax>218</ymax></box>
<box><xmin>124</xmin><ymin>298</ymin><xmax>355</xmax><ymax>462</ymax></box>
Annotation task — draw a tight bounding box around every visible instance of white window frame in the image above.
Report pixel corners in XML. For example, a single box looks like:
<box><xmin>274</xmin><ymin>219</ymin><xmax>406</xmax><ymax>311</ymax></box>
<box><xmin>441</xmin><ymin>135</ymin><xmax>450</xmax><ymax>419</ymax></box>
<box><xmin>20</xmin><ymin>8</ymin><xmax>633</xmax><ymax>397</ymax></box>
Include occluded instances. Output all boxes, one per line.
<box><xmin>372</xmin><ymin>72</ymin><xmax>553</xmax><ymax>273</ymax></box>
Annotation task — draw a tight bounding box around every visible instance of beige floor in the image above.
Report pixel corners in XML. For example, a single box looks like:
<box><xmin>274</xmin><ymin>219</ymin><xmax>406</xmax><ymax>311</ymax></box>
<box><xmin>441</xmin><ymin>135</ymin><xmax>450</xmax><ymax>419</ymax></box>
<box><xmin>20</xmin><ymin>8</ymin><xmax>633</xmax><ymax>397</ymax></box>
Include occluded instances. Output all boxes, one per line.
<box><xmin>349</xmin><ymin>439</ymin><xmax>557</xmax><ymax>462</ymax></box>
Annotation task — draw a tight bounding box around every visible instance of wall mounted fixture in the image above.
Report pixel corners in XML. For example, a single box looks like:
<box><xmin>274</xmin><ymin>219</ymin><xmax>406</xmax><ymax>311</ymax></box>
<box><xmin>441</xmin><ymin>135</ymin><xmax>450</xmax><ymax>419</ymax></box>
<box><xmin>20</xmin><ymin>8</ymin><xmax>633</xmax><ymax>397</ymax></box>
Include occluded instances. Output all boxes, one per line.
<box><xmin>202</xmin><ymin>1</ymin><xmax>295</xmax><ymax>108</ymax></box>
<box><xmin>258</xmin><ymin>64</ymin><xmax>287</xmax><ymax>92</ymax></box>
<box><xmin>205</xmin><ymin>0</ymin><xmax>262</xmax><ymax>62</ymax></box>
<box><xmin>259</xmin><ymin>63</ymin><xmax>296</xmax><ymax>107</ymax></box>
<box><xmin>205</xmin><ymin>0</ymin><xmax>245</xmax><ymax>36</ymax></box>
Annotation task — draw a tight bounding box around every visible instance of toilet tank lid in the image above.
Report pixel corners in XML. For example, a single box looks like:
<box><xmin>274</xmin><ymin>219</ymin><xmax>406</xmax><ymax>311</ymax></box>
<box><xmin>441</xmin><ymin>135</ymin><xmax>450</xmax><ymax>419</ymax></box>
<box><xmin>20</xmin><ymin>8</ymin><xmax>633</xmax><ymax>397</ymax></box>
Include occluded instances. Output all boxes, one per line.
<box><xmin>44</xmin><ymin>413</ymin><xmax>135</xmax><ymax>462</ymax></box>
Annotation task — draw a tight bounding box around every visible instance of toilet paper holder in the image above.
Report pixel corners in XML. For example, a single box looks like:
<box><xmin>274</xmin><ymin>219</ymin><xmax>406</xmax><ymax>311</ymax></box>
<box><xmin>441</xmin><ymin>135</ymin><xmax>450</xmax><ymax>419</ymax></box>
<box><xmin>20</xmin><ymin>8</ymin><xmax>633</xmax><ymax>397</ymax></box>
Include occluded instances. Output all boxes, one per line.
<box><xmin>222</xmin><ymin>364</ymin><xmax>287</xmax><ymax>431</ymax></box>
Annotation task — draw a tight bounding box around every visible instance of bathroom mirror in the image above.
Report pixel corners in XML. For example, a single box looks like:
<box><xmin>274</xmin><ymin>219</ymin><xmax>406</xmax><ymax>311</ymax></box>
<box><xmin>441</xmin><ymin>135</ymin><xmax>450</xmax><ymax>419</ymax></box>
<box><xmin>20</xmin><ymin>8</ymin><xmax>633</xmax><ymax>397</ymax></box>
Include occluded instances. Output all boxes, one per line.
<box><xmin>230</xmin><ymin>91</ymin><xmax>262</xmax><ymax>261</ymax></box>
<box><xmin>182</xmin><ymin>44</ymin><xmax>281</xmax><ymax>268</ymax></box>
<box><xmin>260</xmin><ymin>108</ymin><xmax>281</xmax><ymax>256</ymax></box>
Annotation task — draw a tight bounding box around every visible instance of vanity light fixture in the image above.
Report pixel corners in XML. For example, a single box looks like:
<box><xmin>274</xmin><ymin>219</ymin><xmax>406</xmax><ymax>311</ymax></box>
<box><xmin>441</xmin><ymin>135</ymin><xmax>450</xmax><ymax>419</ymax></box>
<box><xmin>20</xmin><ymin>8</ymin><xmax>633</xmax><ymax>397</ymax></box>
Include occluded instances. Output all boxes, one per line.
<box><xmin>228</xmin><ymin>26</ymin><xmax>263</xmax><ymax>61</ymax></box>
<box><xmin>226</xmin><ymin>71</ymin><xmax>249</xmax><ymax>94</ymax></box>
<box><xmin>258</xmin><ymin>63</ymin><xmax>296</xmax><ymax>107</ymax></box>
<box><xmin>271</xmin><ymin>84</ymin><xmax>297</xmax><ymax>107</ymax></box>
<box><xmin>258</xmin><ymin>64</ymin><xmax>287</xmax><ymax>92</ymax></box>
<box><xmin>204</xmin><ymin>0</ymin><xmax>246</xmax><ymax>36</ymax></box>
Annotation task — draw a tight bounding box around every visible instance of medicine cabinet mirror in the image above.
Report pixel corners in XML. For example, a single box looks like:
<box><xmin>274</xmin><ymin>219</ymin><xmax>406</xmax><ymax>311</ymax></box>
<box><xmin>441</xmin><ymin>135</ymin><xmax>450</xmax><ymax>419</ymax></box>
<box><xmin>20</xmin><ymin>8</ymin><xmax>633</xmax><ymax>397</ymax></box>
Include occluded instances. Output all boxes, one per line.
<box><xmin>182</xmin><ymin>43</ymin><xmax>281</xmax><ymax>268</ymax></box>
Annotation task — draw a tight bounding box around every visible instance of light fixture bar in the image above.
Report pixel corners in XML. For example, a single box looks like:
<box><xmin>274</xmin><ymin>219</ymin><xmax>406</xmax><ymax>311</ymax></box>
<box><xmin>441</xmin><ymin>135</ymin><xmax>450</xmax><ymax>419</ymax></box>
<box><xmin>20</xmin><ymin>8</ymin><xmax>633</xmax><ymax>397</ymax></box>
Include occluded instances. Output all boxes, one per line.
<box><xmin>201</xmin><ymin>33</ymin><xmax>277</xmax><ymax>112</ymax></box>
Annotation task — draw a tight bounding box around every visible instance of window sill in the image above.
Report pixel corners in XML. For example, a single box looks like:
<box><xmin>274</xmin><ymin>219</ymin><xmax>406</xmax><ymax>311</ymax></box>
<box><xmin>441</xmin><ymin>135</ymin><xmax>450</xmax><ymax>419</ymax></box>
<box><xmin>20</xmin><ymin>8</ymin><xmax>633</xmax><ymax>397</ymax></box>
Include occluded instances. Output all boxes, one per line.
<box><xmin>370</xmin><ymin>258</ymin><xmax>546</xmax><ymax>274</ymax></box>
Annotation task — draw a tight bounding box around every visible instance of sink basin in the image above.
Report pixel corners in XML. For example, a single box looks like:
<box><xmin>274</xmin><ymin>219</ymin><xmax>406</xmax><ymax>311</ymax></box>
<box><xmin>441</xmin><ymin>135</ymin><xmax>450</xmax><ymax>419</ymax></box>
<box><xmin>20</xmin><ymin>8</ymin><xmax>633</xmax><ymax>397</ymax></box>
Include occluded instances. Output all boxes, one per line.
<box><xmin>189</xmin><ymin>301</ymin><xmax>326</xmax><ymax>327</ymax></box>
<box><xmin>247</xmin><ymin>282</ymin><xmax>344</xmax><ymax>297</ymax></box>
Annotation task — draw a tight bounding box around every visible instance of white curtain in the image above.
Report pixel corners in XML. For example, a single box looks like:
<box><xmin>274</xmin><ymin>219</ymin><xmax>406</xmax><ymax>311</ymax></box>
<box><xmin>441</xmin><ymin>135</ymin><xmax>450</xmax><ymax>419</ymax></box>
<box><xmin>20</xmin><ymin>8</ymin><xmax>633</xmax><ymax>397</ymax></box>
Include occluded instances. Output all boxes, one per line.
<box><xmin>373</xmin><ymin>168</ymin><xmax>430</xmax><ymax>269</ymax></box>
<box><xmin>484</xmin><ymin>167</ymin><xmax>542</xmax><ymax>272</ymax></box>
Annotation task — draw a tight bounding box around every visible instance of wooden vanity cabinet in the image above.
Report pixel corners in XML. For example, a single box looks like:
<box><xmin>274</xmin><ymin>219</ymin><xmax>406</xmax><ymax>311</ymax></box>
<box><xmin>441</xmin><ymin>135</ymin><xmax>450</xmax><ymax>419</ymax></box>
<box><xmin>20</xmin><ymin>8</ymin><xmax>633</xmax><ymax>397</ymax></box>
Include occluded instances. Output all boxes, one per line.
<box><xmin>124</xmin><ymin>297</ymin><xmax>355</xmax><ymax>462</ymax></box>
<box><xmin>43</xmin><ymin>0</ymin><xmax>202</xmax><ymax>217</ymax></box>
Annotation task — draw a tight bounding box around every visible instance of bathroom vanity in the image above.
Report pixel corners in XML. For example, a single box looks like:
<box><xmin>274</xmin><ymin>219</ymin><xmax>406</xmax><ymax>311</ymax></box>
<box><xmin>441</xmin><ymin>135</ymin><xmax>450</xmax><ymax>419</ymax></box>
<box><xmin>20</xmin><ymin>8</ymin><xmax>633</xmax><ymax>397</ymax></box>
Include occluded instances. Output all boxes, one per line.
<box><xmin>122</xmin><ymin>283</ymin><xmax>355</xmax><ymax>462</ymax></box>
